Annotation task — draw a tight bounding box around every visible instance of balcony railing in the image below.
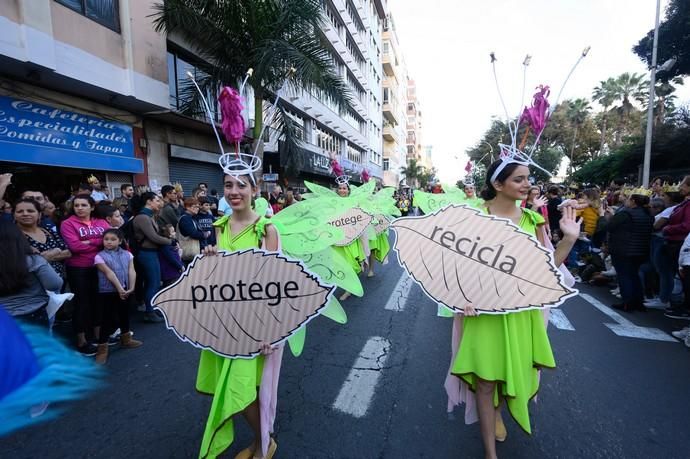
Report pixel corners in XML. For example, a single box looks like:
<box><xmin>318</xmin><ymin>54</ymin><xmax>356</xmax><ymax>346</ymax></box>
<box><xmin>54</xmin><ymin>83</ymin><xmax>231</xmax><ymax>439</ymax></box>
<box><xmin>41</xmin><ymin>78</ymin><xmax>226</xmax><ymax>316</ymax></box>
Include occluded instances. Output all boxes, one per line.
<box><xmin>382</xmin><ymin>98</ymin><xmax>399</xmax><ymax>125</ymax></box>
<box><xmin>383</xmin><ymin>125</ymin><xmax>398</xmax><ymax>143</ymax></box>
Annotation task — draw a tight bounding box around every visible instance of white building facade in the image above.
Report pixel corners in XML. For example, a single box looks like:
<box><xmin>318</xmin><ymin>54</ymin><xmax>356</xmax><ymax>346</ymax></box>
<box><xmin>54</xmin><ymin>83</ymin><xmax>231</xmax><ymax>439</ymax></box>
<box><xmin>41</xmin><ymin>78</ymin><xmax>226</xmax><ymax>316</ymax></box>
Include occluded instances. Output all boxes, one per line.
<box><xmin>265</xmin><ymin>0</ymin><xmax>388</xmax><ymax>189</ymax></box>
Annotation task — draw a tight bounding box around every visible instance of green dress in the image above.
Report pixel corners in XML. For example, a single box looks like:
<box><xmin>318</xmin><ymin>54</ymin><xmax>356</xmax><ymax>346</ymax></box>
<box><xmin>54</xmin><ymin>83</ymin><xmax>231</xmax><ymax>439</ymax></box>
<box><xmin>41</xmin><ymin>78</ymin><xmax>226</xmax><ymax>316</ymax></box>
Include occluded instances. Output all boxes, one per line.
<box><xmin>451</xmin><ymin>208</ymin><xmax>555</xmax><ymax>434</ymax></box>
<box><xmin>334</xmin><ymin>238</ymin><xmax>366</xmax><ymax>274</ymax></box>
<box><xmin>368</xmin><ymin>230</ymin><xmax>390</xmax><ymax>263</ymax></box>
<box><xmin>196</xmin><ymin>216</ymin><xmax>271</xmax><ymax>459</ymax></box>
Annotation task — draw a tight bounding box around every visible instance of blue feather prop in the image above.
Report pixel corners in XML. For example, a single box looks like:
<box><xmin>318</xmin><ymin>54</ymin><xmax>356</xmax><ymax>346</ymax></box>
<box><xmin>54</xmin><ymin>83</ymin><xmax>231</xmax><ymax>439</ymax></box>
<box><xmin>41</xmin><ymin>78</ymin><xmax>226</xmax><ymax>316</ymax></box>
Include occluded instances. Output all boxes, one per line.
<box><xmin>0</xmin><ymin>313</ymin><xmax>104</xmax><ymax>437</ymax></box>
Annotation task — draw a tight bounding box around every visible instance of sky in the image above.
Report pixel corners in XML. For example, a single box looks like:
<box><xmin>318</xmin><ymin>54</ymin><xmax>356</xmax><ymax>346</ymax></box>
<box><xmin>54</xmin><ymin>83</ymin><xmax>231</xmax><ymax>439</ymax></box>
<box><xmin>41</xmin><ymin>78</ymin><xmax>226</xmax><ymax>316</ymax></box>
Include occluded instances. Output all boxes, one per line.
<box><xmin>391</xmin><ymin>0</ymin><xmax>690</xmax><ymax>183</ymax></box>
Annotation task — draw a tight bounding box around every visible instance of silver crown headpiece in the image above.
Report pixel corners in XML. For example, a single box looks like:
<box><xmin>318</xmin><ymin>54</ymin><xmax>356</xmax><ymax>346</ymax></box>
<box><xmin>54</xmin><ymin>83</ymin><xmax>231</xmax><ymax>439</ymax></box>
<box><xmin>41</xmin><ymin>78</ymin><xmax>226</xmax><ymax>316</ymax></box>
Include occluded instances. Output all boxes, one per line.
<box><xmin>489</xmin><ymin>48</ymin><xmax>589</xmax><ymax>184</ymax></box>
<box><xmin>335</xmin><ymin>175</ymin><xmax>350</xmax><ymax>186</ymax></box>
<box><xmin>219</xmin><ymin>153</ymin><xmax>262</xmax><ymax>186</ymax></box>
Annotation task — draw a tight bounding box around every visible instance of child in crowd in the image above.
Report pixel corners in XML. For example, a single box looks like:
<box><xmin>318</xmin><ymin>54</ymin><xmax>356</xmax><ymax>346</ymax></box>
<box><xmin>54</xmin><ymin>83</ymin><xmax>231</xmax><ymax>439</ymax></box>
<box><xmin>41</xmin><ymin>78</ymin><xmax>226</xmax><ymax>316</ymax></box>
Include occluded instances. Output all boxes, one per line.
<box><xmin>96</xmin><ymin>204</ymin><xmax>125</xmax><ymax>228</ymax></box>
<box><xmin>94</xmin><ymin>229</ymin><xmax>142</xmax><ymax>364</ymax></box>
<box><xmin>158</xmin><ymin>224</ymin><xmax>184</xmax><ymax>288</ymax></box>
<box><xmin>194</xmin><ymin>196</ymin><xmax>216</xmax><ymax>248</ymax></box>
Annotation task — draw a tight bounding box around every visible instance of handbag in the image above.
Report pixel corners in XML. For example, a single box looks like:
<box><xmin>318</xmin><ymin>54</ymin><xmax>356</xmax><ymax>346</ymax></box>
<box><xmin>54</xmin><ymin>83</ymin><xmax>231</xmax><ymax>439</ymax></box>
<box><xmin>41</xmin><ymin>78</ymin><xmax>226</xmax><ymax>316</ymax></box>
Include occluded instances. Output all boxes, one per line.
<box><xmin>177</xmin><ymin>219</ymin><xmax>201</xmax><ymax>262</ymax></box>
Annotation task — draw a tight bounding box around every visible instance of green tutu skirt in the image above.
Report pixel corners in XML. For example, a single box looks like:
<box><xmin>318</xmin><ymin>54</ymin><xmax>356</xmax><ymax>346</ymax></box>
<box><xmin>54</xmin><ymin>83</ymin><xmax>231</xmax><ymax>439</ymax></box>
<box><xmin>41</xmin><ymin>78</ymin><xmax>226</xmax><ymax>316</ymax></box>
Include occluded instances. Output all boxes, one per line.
<box><xmin>196</xmin><ymin>350</ymin><xmax>265</xmax><ymax>458</ymax></box>
<box><xmin>451</xmin><ymin>309</ymin><xmax>554</xmax><ymax>434</ymax></box>
<box><xmin>369</xmin><ymin>231</ymin><xmax>390</xmax><ymax>263</ymax></box>
<box><xmin>333</xmin><ymin>239</ymin><xmax>365</xmax><ymax>274</ymax></box>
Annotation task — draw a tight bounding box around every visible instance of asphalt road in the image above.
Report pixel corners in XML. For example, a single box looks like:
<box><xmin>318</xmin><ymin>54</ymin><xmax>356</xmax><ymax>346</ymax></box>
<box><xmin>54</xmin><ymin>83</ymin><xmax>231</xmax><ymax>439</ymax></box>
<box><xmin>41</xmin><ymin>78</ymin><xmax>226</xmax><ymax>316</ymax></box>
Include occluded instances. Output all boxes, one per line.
<box><xmin>2</xmin><ymin>241</ymin><xmax>690</xmax><ymax>459</ymax></box>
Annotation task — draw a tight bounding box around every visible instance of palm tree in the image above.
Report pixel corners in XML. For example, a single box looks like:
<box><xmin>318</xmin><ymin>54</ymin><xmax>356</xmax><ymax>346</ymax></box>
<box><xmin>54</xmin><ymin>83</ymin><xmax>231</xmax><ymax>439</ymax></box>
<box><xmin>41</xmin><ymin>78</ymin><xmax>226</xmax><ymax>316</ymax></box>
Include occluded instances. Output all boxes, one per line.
<box><xmin>591</xmin><ymin>77</ymin><xmax>617</xmax><ymax>156</ymax></box>
<box><xmin>152</xmin><ymin>0</ymin><xmax>354</xmax><ymax>161</ymax></box>
<box><xmin>611</xmin><ymin>72</ymin><xmax>647</xmax><ymax>145</ymax></box>
<box><xmin>565</xmin><ymin>98</ymin><xmax>591</xmax><ymax>172</ymax></box>
<box><xmin>651</xmin><ymin>76</ymin><xmax>684</xmax><ymax>125</ymax></box>
<box><xmin>400</xmin><ymin>159</ymin><xmax>423</xmax><ymax>188</ymax></box>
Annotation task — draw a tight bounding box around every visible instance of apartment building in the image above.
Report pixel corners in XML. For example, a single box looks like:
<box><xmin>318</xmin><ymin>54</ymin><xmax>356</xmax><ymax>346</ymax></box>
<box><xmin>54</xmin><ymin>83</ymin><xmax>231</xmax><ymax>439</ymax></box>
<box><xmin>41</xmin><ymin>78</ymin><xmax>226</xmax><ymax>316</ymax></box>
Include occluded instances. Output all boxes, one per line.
<box><xmin>264</xmin><ymin>0</ymin><xmax>387</xmax><ymax>189</ymax></box>
<box><xmin>381</xmin><ymin>14</ymin><xmax>408</xmax><ymax>187</ymax></box>
<box><xmin>406</xmin><ymin>77</ymin><xmax>425</xmax><ymax>165</ymax></box>
<box><xmin>0</xmin><ymin>1</ymin><xmax>246</xmax><ymax>198</ymax></box>
<box><xmin>0</xmin><ymin>0</ymin><xmax>388</xmax><ymax>201</ymax></box>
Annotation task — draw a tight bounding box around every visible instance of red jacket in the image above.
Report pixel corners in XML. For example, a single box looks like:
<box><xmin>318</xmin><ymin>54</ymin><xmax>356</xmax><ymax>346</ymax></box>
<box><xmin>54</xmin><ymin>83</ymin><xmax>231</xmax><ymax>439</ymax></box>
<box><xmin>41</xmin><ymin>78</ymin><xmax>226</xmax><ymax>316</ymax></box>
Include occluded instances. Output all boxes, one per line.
<box><xmin>663</xmin><ymin>199</ymin><xmax>690</xmax><ymax>242</ymax></box>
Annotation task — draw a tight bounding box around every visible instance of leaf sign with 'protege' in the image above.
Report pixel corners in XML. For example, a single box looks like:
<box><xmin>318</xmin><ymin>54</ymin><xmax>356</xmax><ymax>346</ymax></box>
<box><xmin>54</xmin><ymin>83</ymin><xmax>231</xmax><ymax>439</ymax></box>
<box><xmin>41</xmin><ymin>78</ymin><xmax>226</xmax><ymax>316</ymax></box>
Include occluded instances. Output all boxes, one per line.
<box><xmin>391</xmin><ymin>205</ymin><xmax>577</xmax><ymax>314</ymax></box>
<box><xmin>152</xmin><ymin>249</ymin><xmax>334</xmax><ymax>358</ymax></box>
<box><xmin>373</xmin><ymin>214</ymin><xmax>391</xmax><ymax>234</ymax></box>
<box><xmin>328</xmin><ymin>208</ymin><xmax>374</xmax><ymax>246</ymax></box>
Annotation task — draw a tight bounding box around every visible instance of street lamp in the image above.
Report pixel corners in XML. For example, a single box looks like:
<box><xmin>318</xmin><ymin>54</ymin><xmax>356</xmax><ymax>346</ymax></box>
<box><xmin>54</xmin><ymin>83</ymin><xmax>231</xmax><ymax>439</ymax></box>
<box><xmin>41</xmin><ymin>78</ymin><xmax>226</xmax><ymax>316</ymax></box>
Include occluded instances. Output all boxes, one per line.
<box><xmin>642</xmin><ymin>0</ymin><xmax>676</xmax><ymax>187</ymax></box>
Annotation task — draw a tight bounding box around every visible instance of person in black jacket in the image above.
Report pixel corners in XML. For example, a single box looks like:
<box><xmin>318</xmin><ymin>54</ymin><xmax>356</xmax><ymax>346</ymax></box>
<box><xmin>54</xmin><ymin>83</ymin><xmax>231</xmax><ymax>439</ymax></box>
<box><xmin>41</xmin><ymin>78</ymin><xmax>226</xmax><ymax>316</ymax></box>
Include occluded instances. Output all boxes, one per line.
<box><xmin>601</xmin><ymin>193</ymin><xmax>654</xmax><ymax>312</ymax></box>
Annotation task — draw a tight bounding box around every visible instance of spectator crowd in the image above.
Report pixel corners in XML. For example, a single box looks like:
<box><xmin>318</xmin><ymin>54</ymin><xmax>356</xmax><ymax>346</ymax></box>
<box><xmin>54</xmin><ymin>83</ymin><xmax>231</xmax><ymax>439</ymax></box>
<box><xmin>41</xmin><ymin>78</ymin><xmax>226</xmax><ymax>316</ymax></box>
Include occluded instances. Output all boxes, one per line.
<box><xmin>1</xmin><ymin>169</ymin><xmax>689</xmax><ymax>365</ymax></box>
<box><xmin>0</xmin><ymin>174</ymin><xmax>307</xmax><ymax>364</ymax></box>
<box><xmin>525</xmin><ymin>175</ymin><xmax>690</xmax><ymax>347</ymax></box>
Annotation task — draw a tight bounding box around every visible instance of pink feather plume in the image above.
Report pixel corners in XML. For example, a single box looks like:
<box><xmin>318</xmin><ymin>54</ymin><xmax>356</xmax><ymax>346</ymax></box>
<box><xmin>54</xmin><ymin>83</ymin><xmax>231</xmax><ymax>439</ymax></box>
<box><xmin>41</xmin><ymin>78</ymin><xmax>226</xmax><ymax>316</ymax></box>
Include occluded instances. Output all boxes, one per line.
<box><xmin>362</xmin><ymin>169</ymin><xmax>370</xmax><ymax>183</ymax></box>
<box><xmin>331</xmin><ymin>158</ymin><xmax>344</xmax><ymax>178</ymax></box>
<box><xmin>219</xmin><ymin>87</ymin><xmax>246</xmax><ymax>144</ymax></box>
<box><xmin>520</xmin><ymin>85</ymin><xmax>550</xmax><ymax>135</ymax></box>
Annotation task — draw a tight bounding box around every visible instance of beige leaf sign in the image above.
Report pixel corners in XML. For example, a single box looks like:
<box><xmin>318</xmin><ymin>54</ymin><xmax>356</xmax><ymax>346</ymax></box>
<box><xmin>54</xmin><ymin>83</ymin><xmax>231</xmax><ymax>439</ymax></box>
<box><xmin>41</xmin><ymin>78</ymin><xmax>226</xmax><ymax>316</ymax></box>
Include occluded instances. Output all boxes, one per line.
<box><xmin>373</xmin><ymin>214</ymin><xmax>391</xmax><ymax>234</ymax></box>
<box><xmin>391</xmin><ymin>205</ymin><xmax>577</xmax><ymax>313</ymax></box>
<box><xmin>328</xmin><ymin>208</ymin><xmax>374</xmax><ymax>246</ymax></box>
<box><xmin>152</xmin><ymin>249</ymin><xmax>333</xmax><ymax>358</ymax></box>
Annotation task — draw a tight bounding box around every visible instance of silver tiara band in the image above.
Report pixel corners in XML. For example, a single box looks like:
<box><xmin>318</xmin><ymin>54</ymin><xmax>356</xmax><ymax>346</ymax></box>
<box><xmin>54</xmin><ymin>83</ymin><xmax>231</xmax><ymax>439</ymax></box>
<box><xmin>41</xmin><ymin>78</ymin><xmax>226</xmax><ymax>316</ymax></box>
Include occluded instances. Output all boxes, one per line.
<box><xmin>335</xmin><ymin>175</ymin><xmax>350</xmax><ymax>186</ymax></box>
<box><xmin>219</xmin><ymin>153</ymin><xmax>262</xmax><ymax>185</ymax></box>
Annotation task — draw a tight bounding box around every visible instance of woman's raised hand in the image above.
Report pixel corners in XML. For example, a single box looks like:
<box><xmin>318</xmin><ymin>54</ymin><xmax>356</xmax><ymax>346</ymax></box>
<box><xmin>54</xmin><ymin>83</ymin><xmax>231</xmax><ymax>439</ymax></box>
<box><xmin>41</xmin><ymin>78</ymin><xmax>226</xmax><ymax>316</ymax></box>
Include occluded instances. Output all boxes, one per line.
<box><xmin>559</xmin><ymin>206</ymin><xmax>582</xmax><ymax>241</ymax></box>
<box><xmin>532</xmin><ymin>196</ymin><xmax>548</xmax><ymax>210</ymax></box>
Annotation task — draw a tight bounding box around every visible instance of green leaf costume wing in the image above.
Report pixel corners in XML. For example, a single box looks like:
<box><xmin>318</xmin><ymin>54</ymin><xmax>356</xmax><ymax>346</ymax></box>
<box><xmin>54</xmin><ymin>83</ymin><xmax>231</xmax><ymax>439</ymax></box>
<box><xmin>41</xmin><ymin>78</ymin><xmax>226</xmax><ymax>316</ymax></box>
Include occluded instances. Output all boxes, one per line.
<box><xmin>413</xmin><ymin>189</ymin><xmax>483</xmax><ymax>214</ymax></box>
<box><xmin>287</xmin><ymin>326</ymin><xmax>306</xmax><ymax>357</ymax></box>
<box><xmin>269</xmin><ymin>193</ymin><xmax>369</xmax><ymax>356</ymax></box>
<box><xmin>254</xmin><ymin>196</ymin><xmax>269</xmax><ymax>217</ymax></box>
<box><xmin>304</xmin><ymin>181</ymin><xmax>338</xmax><ymax>198</ymax></box>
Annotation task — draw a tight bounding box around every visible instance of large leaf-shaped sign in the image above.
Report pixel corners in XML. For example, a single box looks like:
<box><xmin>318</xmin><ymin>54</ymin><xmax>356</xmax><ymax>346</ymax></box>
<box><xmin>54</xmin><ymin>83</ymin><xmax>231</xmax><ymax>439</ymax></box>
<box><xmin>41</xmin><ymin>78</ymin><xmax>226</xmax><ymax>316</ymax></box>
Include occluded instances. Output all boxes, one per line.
<box><xmin>152</xmin><ymin>250</ymin><xmax>333</xmax><ymax>358</ymax></box>
<box><xmin>391</xmin><ymin>205</ymin><xmax>576</xmax><ymax>313</ymax></box>
<box><xmin>328</xmin><ymin>208</ymin><xmax>373</xmax><ymax>246</ymax></box>
<box><xmin>373</xmin><ymin>214</ymin><xmax>391</xmax><ymax>234</ymax></box>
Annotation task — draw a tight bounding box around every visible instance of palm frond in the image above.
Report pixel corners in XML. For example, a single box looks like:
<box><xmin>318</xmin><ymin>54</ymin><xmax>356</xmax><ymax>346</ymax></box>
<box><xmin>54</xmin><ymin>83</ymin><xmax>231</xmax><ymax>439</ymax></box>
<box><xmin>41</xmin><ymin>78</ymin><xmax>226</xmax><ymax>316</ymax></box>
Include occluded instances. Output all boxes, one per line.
<box><xmin>151</xmin><ymin>0</ymin><xmax>248</xmax><ymax>81</ymax></box>
<box><xmin>272</xmin><ymin>102</ymin><xmax>304</xmax><ymax>174</ymax></box>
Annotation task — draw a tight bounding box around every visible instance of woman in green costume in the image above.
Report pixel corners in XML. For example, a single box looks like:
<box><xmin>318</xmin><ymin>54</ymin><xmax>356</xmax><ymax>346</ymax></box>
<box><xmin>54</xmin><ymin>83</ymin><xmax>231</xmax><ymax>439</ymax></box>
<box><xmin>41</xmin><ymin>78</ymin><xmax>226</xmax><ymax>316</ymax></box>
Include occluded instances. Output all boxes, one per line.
<box><xmin>334</xmin><ymin>179</ymin><xmax>369</xmax><ymax>301</ymax></box>
<box><xmin>453</xmin><ymin>159</ymin><xmax>580</xmax><ymax>459</ymax></box>
<box><xmin>198</xmin><ymin>167</ymin><xmax>281</xmax><ymax>459</ymax></box>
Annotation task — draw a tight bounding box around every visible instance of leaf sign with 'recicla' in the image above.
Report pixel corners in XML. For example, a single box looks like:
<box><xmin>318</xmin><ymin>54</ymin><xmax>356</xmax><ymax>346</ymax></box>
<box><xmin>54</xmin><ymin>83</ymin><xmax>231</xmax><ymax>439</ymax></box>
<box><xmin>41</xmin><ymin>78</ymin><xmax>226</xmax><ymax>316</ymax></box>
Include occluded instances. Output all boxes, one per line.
<box><xmin>152</xmin><ymin>249</ymin><xmax>333</xmax><ymax>358</ymax></box>
<box><xmin>391</xmin><ymin>205</ymin><xmax>577</xmax><ymax>313</ymax></box>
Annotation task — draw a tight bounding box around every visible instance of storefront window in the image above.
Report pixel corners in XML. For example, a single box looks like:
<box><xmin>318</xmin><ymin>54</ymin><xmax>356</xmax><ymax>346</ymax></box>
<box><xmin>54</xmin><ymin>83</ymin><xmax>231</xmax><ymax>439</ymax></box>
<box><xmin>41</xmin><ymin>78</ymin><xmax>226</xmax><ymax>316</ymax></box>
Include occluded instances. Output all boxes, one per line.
<box><xmin>55</xmin><ymin>0</ymin><xmax>120</xmax><ymax>32</ymax></box>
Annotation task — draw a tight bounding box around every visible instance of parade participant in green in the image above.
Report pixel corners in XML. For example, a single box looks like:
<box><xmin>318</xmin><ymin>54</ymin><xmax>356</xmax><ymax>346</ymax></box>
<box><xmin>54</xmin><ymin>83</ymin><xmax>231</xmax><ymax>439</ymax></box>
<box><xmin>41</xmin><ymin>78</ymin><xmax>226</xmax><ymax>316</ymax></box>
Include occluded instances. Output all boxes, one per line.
<box><xmin>449</xmin><ymin>51</ymin><xmax>587</xmax><ymax>458</ymax></box>
<box><xmin>332</xmin><ymin>175</ymin><xmax>368</xmax><ymax>301</ymax></box>
<box><xmin>198</xmin><ymin>160</ymin><xmax>281</xmax><ymax>459</ymax></box>
<box><xmin>453</xmin><ymin>159</ymin><xmax>580</xmax><ymax>458</ymax></box>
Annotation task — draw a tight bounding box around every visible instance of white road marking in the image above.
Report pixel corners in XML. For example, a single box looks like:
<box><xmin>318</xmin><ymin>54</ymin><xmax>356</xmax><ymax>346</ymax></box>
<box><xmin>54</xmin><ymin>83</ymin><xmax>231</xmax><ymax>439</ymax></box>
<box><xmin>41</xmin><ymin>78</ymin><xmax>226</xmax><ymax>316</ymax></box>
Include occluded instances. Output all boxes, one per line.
<box><xmin>580</xmin><ymin>293</ymin><xmax>675</xmax><ymax>342</ymax></box>
<box><xmin>332</xmin><ymin>336</ymin><xmax>390</xmax><ymax>418</ymax></box>
<box><xmin>548</xmin><ymin>309</ymin><xmax>575</xmax><ymax>331</ymax></box>
<box><xmin>384</xmin><ymin>272</ymin><xmax>414</xmax><ymax>311</ymax></box>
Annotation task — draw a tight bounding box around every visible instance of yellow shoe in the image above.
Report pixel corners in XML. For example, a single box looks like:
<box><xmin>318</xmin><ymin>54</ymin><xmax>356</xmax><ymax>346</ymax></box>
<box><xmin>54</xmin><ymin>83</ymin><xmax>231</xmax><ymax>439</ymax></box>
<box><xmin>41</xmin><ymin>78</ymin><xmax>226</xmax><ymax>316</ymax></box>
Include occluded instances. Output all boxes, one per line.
<box><xmin>495</xmin><ymin>416</ymin><xmax>507</xmax><ymax>442</ymax></box>
<box><xmin>251</xmin><ymin>438</ymin><xmax>277</xmax><ymax>459</ymax></box>
<box><xmin>235</xmin><ymin>444</ymin><xmax>256</xmax><ymax>459</ymax></box>
<box><xmin>264</xmin><ymin>439</ymin><xmax>277</xmax><ymax>459</ymax></box>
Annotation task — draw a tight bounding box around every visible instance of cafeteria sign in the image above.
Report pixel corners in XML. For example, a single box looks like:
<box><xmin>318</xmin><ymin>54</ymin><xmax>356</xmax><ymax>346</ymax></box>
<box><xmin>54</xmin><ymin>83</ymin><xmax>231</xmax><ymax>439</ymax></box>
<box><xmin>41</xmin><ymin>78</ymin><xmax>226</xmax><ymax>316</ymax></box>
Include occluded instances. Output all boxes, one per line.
<box><xmin>0</xmin><ymin>96</ymin><xmax>142</xmax><ymax>173</ymax></box>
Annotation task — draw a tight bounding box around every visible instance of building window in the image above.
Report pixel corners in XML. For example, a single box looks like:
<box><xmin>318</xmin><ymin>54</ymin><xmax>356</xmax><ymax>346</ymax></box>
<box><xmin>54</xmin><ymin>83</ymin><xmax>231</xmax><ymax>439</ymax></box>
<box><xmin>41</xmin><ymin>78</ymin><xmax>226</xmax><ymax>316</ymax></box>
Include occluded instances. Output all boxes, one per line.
<box><xmin>55</xmin><ymin>0</ymin><xmax>120</xmax><ymax>32</ymax></box>
<box><xmin>167</xmin><ymin>50</ymin><xmax>219</xmax><ymax>121</ymax></box>
<box><xmin>383</xmin><ymin>158</ymin><xmax>389</xmax><ymax>171</ymax></box>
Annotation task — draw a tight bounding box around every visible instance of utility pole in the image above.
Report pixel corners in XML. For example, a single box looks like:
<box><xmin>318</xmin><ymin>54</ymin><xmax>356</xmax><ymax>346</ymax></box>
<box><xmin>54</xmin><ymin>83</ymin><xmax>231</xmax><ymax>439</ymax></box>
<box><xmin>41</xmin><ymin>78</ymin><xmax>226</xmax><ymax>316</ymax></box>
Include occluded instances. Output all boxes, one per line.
<box><xmin>642</xmin><ymin>0</ymin><xmax>662</xmax><ymax>187</ymax></box>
